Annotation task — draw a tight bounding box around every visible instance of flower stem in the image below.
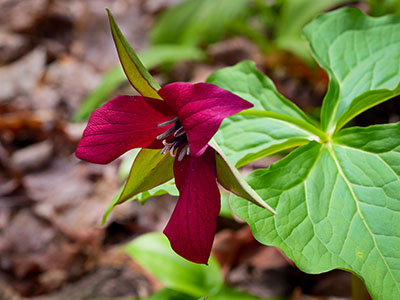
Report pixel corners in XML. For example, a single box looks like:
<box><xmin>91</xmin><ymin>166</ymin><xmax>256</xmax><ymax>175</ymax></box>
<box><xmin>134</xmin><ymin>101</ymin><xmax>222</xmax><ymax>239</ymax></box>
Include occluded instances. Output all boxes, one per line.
<box><xmin>351</xmin><ymin>273</ymin><xmax>368</xmax><ymax>300</ymax></box>
<box><xmin>236</xmin><ymin>109</ymin><xmax>329</xmax><ymax>142</ymax></box>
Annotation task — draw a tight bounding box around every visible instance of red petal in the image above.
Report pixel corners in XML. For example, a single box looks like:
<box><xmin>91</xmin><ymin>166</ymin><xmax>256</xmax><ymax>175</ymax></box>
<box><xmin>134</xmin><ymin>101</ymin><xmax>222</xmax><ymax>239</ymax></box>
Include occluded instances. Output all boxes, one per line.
<box><xmin>159</xmin><ymin>82</ymin><xmax>253</xmax><ymax>157</ymax></box>
<box><xmin>76</xmin><ymin>95</ymin><xmax>175</xmax><ymax>164</ymax></box>
<box><xmin>164</xmin><ymin>147</ymin><xmax>220</xmax><ymax>264</ymax></box>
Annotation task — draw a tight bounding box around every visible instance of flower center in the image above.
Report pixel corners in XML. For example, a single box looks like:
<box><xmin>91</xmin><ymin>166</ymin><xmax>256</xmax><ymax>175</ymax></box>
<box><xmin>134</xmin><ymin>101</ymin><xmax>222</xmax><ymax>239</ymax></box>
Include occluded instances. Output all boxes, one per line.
<box><xmin>157</xmin><ymin>117</ymin><xmax>190</xmax><ymax>161</ymax></box>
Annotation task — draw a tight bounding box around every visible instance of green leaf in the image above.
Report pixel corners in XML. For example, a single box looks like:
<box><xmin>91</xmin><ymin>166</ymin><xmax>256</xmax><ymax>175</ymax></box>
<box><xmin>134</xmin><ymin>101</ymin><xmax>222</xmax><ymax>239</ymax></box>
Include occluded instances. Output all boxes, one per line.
<box><xmin>335</xmin><ymin>82</ymin><xmax>400</xmax><ymax>132</ymax></box>
<box><xmin>303</xmin><ymin>7</ymin><xmax>400</xmax><ymax>132</ymax></box>
<box><xmin>211</xmin><ymin>287</ymin><xmax>285</xmax><ymax>300</ymax></box>
<box><xmin>107</xmin><ymin>9</ymin><xmax>161</xmax><ymax>99</ymax></box>
<box><xmin>275</xmin><ymin>0</ymin><xmax>353</xmax><ymax>62</ymax></box>
<box><xmin>145</xmin><ymin>288</ymin><xmax>196</xmax><ymax>300</ymax></box>
<box><xmin>230</xmin><ymin>123</ymin><xmax>400</xmax><ymax>300</ymax></box>
<box><xmin>124</xmin><ymin>233</ymin><xmax>223</xmax><ymax>298</ymax></box>
<box><xmin>207</xmin><ymin>61</ymin><xmax>319</xmax><ymax>166</ymax></box>
<box><xmin>219</xmin><ymin>189</ymin><xmax>233</xmax><ymax>219</ymax></box>
<box><xmin>150</xmin><ymin>0</ymin><xmax>248</xmax><ymax>46</ymax></box>
<box><xmin>139</xmin><ymin>44</ymin><xmax>206</xmax><ymax>68</ymax></box>
<box><xmin>135</xmin><ymin>180</ymin><xmax>178</xmax><ymax>204</ymax></box>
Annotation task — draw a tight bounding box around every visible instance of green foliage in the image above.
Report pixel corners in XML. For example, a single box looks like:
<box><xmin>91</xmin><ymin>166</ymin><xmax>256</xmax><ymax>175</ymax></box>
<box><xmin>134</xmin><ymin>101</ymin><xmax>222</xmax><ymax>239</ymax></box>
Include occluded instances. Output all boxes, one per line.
<box><xmin>150</xmin><ymin>0</ymin><xmax>248</xmax><ymax>46</ymax></box>
<box><xmin>303</xmin><ymin>8</ymin><xmax>400</xmax><ymax>133</ymax></box>
<box><xmin>208</xmin><ymin>8</ymin><xmax>400</xmax><ymax>300</ymax></box>
<box><xmin>125</xmin><ymin>233</ymin><xmax>284</xmax><ymax>300</ymax></box>
<box><xmin>368</xmin><ymin>0</ymin><xmax>400</xmax><ymax>16</ymax></box>
<box><xmin>75</xmin><ymin>0</ymin><xmax>354</xmax><ymax>122</ymax></box>
<box><xmin>125</xmin><ymin>233</ymin><xmax>223</xmax><ymax>297</ymax></box>
<box><xmin>274</xmin><ymin>0</ymin><xmax>354</xmax><ymax>60</ymax></box>
<box><xmin>207</xmin><ymin>61</ymin><xmax>318</xmax><ymax>167</ymax></box>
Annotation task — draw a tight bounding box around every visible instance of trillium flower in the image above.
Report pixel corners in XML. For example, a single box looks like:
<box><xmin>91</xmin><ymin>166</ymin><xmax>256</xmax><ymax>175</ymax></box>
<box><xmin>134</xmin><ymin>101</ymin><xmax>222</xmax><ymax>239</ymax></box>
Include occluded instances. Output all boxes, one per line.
<box><xmin>76</xmin><ymin>9</ymin><xmax>275</xmax><ymax>264</ymax></box>
<box><xmin>76</xmin><ymin>82</ymin><xmax>253</xmax><ymax>263</ymax></box>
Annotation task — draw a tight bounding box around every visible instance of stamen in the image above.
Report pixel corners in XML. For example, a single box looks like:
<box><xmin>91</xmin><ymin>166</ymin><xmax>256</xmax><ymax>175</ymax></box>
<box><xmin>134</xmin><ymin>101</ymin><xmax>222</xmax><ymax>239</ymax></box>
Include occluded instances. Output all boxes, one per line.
<box><xmin>157</xmin><ymin>116</ymin><xmax>178</xmax><ymax>127</ymax></box>
<box><xmin>178</xmin><ymin>144</ymin><xmax>190</xmax><ymax>162</ymax></box>
<box><xmin>157</xmin><ymin>117</ymin><xmax>190</xmax><ymax>160</ymax></box>
<box><xmin>156</xmin><ymin>126</ymin><xmax>175</xmax><ymax>140</ymax></box>
<box><xmin>161</xmin><ymin>146</ymin><xmax>169</xmax><ymax>154</ymax></box>
<box><xmin>174</xmin><ymin>126</ymin><xmax>185</xmax><ymax>137</ymax></box>
<box><xmin>170</xmin><ymin>147</ymin><xmax>176</xmax><ymax>157</ymax></box>
<box><xmin>161</xmin><ymin>140</ymin><xmax>173</xmax><ymax>154</ymax></box>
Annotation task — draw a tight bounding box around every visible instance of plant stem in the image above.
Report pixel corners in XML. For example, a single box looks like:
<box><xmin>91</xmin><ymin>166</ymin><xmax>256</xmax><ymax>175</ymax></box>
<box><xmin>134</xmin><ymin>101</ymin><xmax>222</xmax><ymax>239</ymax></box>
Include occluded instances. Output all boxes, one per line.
<box><xmin>351</xmin><ymin>273</ymin><xmax>368</xmax><ymax>300</ymax></box>
<box><xmin>237</xmin><ymin>109</ymin><xmax>329</xmax><ymax>142</ymax></box>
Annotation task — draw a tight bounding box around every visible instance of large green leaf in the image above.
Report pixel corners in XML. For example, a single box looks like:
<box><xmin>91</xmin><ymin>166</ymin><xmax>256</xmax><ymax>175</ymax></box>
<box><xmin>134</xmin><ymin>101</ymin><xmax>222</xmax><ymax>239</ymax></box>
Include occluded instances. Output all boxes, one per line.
<box><xmin>150</xmin><ymin>0</ymin><xmax>248</xmax><ymax>46</ymax></box>
<box><xmin>145</xmin><ymin>288</ymin><xmax>196</xmax><ymax>300</ymax></box>
<box><xmin>303</xmin><ymin>7</ymin><xmax>400</xmax><ymax>133</ymax></box>
<box><xmin>207</xmin><ymin>61</ymin><xmax>319</xmax><ymax>166</ymax></box>
<box><xmin>335</xmin><ymin>82</ymin><xmax>400</xmax><ymax>132</ymax></box>
<box><xmin>125</xmin><ymin>233</ymin><xmax>223</xmax><ymax>298</ymax></box>
<box><xmin>230</xmin><ymin>123</ymin><xmax>400</xmax><ymax>300</ymax></box>
<box><xmin>275</xmin><ymin>0</ymin><xmax>353</xmax><ymax>61</ymax></box>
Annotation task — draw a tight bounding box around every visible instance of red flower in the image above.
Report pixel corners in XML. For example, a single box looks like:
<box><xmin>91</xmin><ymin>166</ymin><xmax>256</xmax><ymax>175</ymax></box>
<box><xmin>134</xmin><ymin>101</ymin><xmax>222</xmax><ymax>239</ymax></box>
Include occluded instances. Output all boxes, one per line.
<box><xmin>76</xmin><ymin>82</ymin><xmax>252</xmax><ymax>263</ymax></box>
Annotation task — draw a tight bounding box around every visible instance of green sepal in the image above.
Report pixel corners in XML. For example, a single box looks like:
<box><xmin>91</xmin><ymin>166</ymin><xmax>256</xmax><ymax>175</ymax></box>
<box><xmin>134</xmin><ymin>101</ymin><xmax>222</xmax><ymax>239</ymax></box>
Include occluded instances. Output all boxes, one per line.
<box><xmin>101</xmin><ymin>149</ymin><xmax>174</xmax><ymax>224</ymax></box>
<box><xmin>210</xmin><ymin>139</ymin><xmax>276</xmax><ymax>215</ymax></box>
<box><xmin>107</xmin><ymin>9</ymin><xmax>162</xmax><ymax>99</ymax></box>
<box><xmin>118</xmin><ymin>148</ymin><xmax>174</xmax><ymax>204</ymax></box>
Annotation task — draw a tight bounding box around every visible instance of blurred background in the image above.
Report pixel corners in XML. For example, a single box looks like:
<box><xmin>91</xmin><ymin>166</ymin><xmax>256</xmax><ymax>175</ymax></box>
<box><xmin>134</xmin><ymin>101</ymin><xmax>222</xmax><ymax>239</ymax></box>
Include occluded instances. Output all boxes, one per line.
<box><xmin>0</xmin><ymin>0</ymin><xmax>399</xmax><ymax>299</ymax></box>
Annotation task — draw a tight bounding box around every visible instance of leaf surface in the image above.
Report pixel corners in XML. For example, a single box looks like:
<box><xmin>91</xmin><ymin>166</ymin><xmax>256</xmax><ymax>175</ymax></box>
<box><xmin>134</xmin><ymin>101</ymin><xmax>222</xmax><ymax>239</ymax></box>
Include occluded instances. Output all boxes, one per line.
<box><xmin>207</xmin><ymin>61</ymin><xmax>318</xmax><ymax>166</ymax></box>
<box><xmin>275</xmin><ymin>0</ymin><xmax>353</xmax><ymax>61</ymax></box>
<box><xmin>231</xmin><ymin>123</ymin><xmax>400</xmax><ymax>300</ymax></box>
<box><xmin>145</xmin><ymin>288</ymin><xmax>196</xmax><ymax>300</ymax></box>
<box><xmin>303</xmin><ymin>7</ymin><xmax>400</xmax><ymax>132</ymax></box>
<box><xmin>125</xmin><ymin>233</ymin><xmax>223</xmax><ymax>297</ymax></box>
<box><xmin>150</xmin><ymin>0</ymin><xmax>248</xmax><ymax>46</ymax></box>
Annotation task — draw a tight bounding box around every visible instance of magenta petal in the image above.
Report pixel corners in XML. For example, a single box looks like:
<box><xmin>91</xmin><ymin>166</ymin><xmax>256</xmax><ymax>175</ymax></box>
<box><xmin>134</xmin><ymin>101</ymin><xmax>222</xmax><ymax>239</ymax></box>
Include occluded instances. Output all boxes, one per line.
<box><xmin>76</xmin><ymin>95</ymin><xmax>175</xmax><ymax>164</ymax></box>
<box><xmin>164</xmin><ymin>147</ymin><xmax>220</xmax><ymax>264</ymax></box>
<box><xmin>159</xmin><ymin>82</ymin><xmax>253</xmax><ymax>156</ymax></box>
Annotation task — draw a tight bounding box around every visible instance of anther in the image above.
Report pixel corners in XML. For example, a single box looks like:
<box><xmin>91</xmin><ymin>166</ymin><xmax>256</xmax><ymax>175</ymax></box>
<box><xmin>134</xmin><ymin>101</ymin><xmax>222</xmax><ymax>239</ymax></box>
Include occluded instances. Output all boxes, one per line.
<box><xmin>156</xmin><ymin>126</ymin><xmax>175</xmax><ymax>140</ymax></box>
<box><xmin>161</xmin><ymin>140</ymin><xmax>173</xmax><ymax>154</ymax></box>
<box><xmin>174</xmin><ymin>126</ymin><xmax>185</xmax><ymax>137</ymax></box>
<box><xmin>169</xmin><ymin>147</ymin><xmax>177</xmax><ymax>157</ymax></box>
<box><xmin>178</xmin><ymin>144</ymin><xmax>190</xmax><ymax>162</ymax></box>
<box><xmin>157</xmin><ymin>116</ymin><xmax>178</xmax><ymax>127</ymax></box>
